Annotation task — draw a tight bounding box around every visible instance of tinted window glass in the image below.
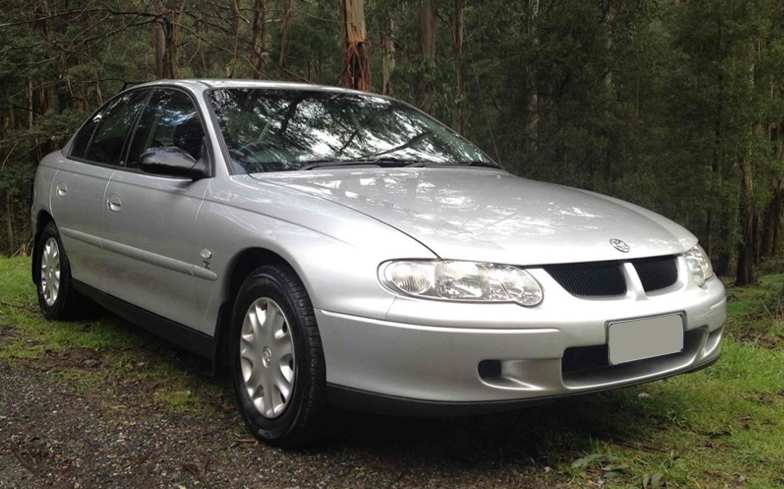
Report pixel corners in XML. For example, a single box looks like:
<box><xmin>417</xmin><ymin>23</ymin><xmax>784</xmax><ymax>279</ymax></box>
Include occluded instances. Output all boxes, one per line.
<box><xmin>127</xmin><ymin>89</ymin><xmax>206</xmax><ymax>168</ymax></box>
<box><xmin>83</xmin><ymin>90</ymin><xmax>148</xmax><ymax>165</ymax></box>
<box><xmin>70</xmin><ymin>114</ymin><xmax>100</xmax><ymax>159</ymax></box>
<box><xmin>208</xmin><ymin>88</ymin><xmax>496</xmax><ymax>174</ymax></box>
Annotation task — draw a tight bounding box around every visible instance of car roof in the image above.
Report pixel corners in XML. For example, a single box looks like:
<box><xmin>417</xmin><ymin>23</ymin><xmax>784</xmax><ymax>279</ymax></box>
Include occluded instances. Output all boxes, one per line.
<box><xmin>129</xmin><ymin>79</ymin><xmax>377</xmax><ymax>98</ymax></box>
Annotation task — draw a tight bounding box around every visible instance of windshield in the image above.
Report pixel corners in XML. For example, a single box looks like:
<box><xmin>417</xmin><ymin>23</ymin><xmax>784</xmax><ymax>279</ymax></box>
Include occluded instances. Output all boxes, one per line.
<box><xmin>208</xmin><ymin>88</ymin><xmax>497</xmax><ymax>173</ymax></box>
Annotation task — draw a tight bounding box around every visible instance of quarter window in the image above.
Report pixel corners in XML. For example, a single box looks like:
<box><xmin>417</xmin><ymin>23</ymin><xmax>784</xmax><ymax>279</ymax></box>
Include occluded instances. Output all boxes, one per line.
<box><xmin>70</xmin><ymin>115</ymin><xmax>99</xmax><ymax>159</ymax></box>
<box><xmin>82</xmin><ymin>90</ymin><xmax>148</xmax><ymax>165</ymax></box>
<box><xmin>126</xmin><ymin>89</ymin><xmax>207</xmax><ymax>169</ymax></box>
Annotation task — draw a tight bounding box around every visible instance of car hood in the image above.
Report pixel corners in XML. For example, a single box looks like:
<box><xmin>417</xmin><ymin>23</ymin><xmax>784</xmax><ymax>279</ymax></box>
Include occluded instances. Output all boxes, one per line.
<box><xmin>250</xmin><ymin>168</ymin><xmax>697</xmax><ymax>266</ymax></box>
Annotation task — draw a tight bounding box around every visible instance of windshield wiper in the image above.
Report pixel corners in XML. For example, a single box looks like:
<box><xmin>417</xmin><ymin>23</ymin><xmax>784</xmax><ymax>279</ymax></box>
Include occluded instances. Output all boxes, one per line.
<box><xmin>299</xmin><ymin>158</ymin><xmax>498</xmax><ymax>171</ymax></box>
<box><xmin>459</xmin><ymin>160</ymin><xmax>500</xmax><ymax>168</ymax></box>
<box><xmin>300</xmin><ymin>157</ymin><xmax>424</xmax><ymax>170</ymax></box>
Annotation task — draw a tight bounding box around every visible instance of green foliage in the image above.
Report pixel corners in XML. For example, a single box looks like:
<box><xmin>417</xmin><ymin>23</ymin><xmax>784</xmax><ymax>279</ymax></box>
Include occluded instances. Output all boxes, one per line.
<box><xmin>1</xmin><ymin>0</ymin><xmax>784</xmax><ymax>280</ymax></box>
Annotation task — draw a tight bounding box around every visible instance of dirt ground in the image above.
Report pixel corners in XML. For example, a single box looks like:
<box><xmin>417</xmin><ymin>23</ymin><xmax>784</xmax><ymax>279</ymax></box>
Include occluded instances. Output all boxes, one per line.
<box><xmin>0</xmin><ymin>343</ymin><xmax>581</xmax><ymax>489</ymax></box>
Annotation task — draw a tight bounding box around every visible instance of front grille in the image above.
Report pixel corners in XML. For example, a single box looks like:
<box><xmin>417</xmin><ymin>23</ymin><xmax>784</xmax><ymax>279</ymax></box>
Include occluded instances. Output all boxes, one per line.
<box><xmin>633</xmin><ymin>255</ymin><xmax>678</xmax><ymax>292</ymax></box>
<box><xmin>545</xmin><ymin>255</ymin><xmax>679</xmax><ymax>298</ymax></box>
<box><xmin>544</xmin><ymin>261</ymin><xmax>626</xmax><ymax>298</ymax></box>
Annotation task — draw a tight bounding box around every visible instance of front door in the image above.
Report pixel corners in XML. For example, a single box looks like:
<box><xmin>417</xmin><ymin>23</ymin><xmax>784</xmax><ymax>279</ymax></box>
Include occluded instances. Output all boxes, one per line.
<box><xmin>101</xmin><ymin>88</ymin><xmax>212</xmax><ymax>330</ymax></box>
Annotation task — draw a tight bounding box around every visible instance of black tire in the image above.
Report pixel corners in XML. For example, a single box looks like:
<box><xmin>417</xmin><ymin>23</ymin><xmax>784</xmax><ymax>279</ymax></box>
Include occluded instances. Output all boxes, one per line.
<box><xmin>35</xmin><ymin>222</ymin><xmax>81</xmax><ymax>320</ymax></box>
<box><xmin>230</xmin><ymin>264</ymin><xmax>326</xmax><ymax>448</ymax></box>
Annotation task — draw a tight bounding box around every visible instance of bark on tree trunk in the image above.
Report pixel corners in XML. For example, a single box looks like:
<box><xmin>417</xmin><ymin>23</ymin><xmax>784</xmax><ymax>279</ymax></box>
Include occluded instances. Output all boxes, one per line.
<box><xmin>525</xmin><ymin>0</ymin><xmax>539</xmax><ymax>152</ymax></box>
<box><xmin>452</xmin><ymin>0</ymin><xmax>464</xmax><ymax>133</ymax></box>
<box><xmin>736</xmin><ymin>49</ymin><xmax>761</xmax><ymax>285</ymax></box>
<box><xmin>773</xmin><ymin>127</ymin><xmax>784</xmax><ymax>256</ymax></box>
<box><xmin>251</xmin><ymin>0</ymin><xmax>267</xmax><ymax>79</ymax></box>
<box><xmin>382</xmin><ymin>17</ymin><xmax>395</xmax><ymax>96</ymax></box>
<box><xmin>771</xmin><ymin>185</ymin><xmax>783</xmax><ymax>256</ymax></box>
<box><xmin>154</xmin><ymin>0</ymin><xmax>176</xmax><ymax>79</ymax></box>
<box><xmin>340</xmin><ymin>0</ymin><xmax>372</xmax><ymax>91</ymax></box>
<box><xmin>736</xmin><ymin>137</ymin><xmax>757</xmax><ymax>286</ymax></box>
<box><xmin>279</xmin><ymin>0</ymin><xmax>293</xmax><ymax>67</ymax></box>
<box><xmin>418</xmin><ymin>0</ymin><xmax>436</xmax><ymax>110</ymax></box>
<box><xmin>706</xmin><ymin>16</ymin><xmax>725</xmax><ymax>258</ymax></box>
<box><xmin>5</xmin><ymin>191</ymin><xmax>13</xmax><ymax>256</ymax></box>
<box><xmin>602</xmin><ymin>0</ymin><xmax>614</xmax><ymax>87</ymax></box>
<box><xmin>601</xmin><ymin>0</ymin><xmax>614</xmax><ymax>183</ymax></box>
<box><xmin>419</xmin><ymin>0</ymin><xmax>436</xmax><ymax>66</ymax></box>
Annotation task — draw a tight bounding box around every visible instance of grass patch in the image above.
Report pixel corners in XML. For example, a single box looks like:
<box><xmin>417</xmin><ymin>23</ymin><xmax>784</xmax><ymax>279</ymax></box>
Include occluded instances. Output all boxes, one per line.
<box><xmin>550</xmin><ymin>278</ymin><xmax>784</xmax><ymax>488</ymax></box>
<box><xmin>2</xmin><ymin>256</ymin><xmax>784</xmax><ymax>487</ymax></box>
<box><xmin>0</xmin><ymin>255</ymin><xmax>225</xmax><ymax>418</ymax></box>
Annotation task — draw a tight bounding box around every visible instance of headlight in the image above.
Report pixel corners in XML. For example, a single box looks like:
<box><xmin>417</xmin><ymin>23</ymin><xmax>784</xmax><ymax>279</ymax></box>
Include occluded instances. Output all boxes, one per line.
<box><xmin>380</xmin><ymin>260</ymin><xmax>543</xmax><ymax>306</ymax></box>
<box><xmin>683</xmin><ymin>244</ymin><xmax>714</xmax><ymax>286</ymax></box>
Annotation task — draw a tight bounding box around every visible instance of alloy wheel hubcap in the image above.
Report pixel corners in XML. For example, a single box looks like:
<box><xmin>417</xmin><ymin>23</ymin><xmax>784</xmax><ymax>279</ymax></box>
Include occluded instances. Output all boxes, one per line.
<box><xmin>240</xmin><ymin>297</ymin><xmax>296</xmax><ymax>419</ymax></box>
<box><xmin>40</xmin><ymin>237</ymin><xmax>61</xmax><ymax>307</ymax></box>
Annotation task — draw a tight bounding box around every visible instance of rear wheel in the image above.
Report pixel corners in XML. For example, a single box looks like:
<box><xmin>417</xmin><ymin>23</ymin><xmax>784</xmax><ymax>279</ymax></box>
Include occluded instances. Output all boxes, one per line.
<box><xmin>230</xmin><ymin>264</ymin><xmax>326</xmax><ymax>447</ymax></box>
<box><xmin>35</xmin><ymin>222</ymin><xmax>80</xmax><ymax>320</ymax></box>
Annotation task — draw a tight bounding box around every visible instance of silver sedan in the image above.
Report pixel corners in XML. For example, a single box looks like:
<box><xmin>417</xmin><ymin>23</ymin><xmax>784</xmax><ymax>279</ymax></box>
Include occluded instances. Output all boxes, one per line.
<box><xmin>31</xmin><ymin>80</ymin><xmax>726</xmax><ymax>447</ymax></box>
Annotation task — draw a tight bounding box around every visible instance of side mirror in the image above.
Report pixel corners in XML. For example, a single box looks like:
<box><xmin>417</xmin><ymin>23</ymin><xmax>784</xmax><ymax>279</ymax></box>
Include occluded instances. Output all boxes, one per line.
<box><xmin>139</xmin><ymin>147</ymin><xmax>209</xmax><ymax>179</ymax></box>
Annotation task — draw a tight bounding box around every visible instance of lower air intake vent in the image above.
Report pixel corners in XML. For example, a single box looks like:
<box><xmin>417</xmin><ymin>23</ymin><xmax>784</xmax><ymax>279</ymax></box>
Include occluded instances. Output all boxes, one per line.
<box><xmin>633</xmin><ymin>255</ymin><xmax>678</xmax><ymax>292</ymax></box>
<box><xmin>545</xmin><ymin>261</ymin><xmax>626</xmax><ymax>298</ymax></box>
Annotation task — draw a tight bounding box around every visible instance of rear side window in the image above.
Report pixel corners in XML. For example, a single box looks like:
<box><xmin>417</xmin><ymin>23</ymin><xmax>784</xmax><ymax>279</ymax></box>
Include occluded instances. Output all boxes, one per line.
<box><xmin>126</xmin><ymin>89</ymin><xmax>206</xmax><ymax>169</ymax></box>
<box><xmin>70</xmin><ymin>115</ymin><xmax>99</xmax><ymax>159</ymax></box>
<box><xmin>82</xmin><ymin>90</ymin><xmax>148</xmax><ymax>166</ymax></box>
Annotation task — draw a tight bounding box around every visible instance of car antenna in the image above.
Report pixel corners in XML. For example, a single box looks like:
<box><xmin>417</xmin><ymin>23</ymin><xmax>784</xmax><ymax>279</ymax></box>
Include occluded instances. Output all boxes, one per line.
<box><xmin>118</xmin><ymin>80</ymin><xmax>149</xmax><ymax>93</ymax></box>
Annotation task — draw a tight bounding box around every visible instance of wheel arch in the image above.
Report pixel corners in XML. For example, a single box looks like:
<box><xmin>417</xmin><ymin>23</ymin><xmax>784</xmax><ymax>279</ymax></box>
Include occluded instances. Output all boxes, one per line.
<box><xmin>214</xmin><ymin>247</ymin><xmax>296</xmax><ymax>369</ymax></box>
<box><xmin>32</xmin><ymin>211</ymin><xmax>55</xmax><ymax>284</ymax></box>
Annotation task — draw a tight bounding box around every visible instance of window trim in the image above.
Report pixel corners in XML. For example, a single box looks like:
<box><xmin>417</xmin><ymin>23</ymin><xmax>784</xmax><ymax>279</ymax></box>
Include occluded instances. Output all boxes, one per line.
<box><xmin>68</xmin><ymin>87</ymin><xmax>151</xmax><ymax>169</ymax></box>
<box><xmin>67</xmin><ymin>85</ymin><xmax>215</xmax><ymax>179</ymax></box>
<box><xmin>118</xmin><ymin>86</ymin><xmax>215</xmax><ymax>178</ymax></box>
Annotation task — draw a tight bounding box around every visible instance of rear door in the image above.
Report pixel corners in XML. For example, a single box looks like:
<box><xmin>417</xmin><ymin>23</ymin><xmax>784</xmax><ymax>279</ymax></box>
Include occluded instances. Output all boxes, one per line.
<box><xmin>101</xmin><ymin>88</ymin><xmax>213</xmax><ymax>330</ymax></box>
<box><xmin>51</xmin><ymin>89</ymin><xmax>149</xmax><ymax>288</ymax></box>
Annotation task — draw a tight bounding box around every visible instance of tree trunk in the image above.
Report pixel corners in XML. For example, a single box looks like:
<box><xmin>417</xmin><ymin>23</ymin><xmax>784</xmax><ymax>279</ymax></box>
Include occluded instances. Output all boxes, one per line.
<box><xmin>736</xmin><ymin>170</ymin><xmax>756</xmax><ymax>285</ymax></box>
<box><xmin>154</xmin><ymin>0</ymin><xmax>176</xmax><ymax>79</ymax></box>
<box><xmin>706</xmin><ymin>16</ymin><xmax>725</xmax><ymax>258</ymax></box>
<box><xmin>340</xmin><ymin>0</ymin><xmax>372</xmax><ymax>91</ymax></box>
<box><xmin>250</xmin><ymin>0</ymin><xmax>267</xmax><ymax>79</ymax></box>
<box><xmin>5</xmin><ymin>192</ymin><xmax>13</xmax><ymax>256</ymax></box>
<box><xmin>92</xmin><ymin>66</ymin><xmax>103</xmax><ymax>105</ymax></box>
<box><xmin>736</xmin><ymin>122</ymin><xmax>758</xmax><ymax>286</ymax></box>
<box><xmin>451</xmin><ymin>0</ymin><xmax>464</xmax><ymax>132</ymax></box>
<box><xmin>418</xmin><ymin>0</ymin><xmax>436</xmax><ymax>66</ymax></box>
<box><xmin>771</xmin><ymin>185</ymin><xmax>783</xmax><ymax>257</ymax></box>
<box><xmin>418</xmin><ymin>0</ymin><xmax>436</xmax><ymax>110</ymax></box>
<box><xmin>279</xmin><ymin>0</ymin><xmax>293</xmax><ymax>67</ymax></box>
<box><xmin>525</xmin><ymin>0</ymin><xmax>539</xmax><ymax>152</ymax></box>
<box><xmin>601</xmin><ymin>0</ymin><xmax>614</xmax><ymax>183</ymax></box>
<box><xmin>602</xmin><ymin>0</ymin><xmax>614</xmax><ymax>87</ymax></box>
<box><xmin>382</xmin><ymin>17</ymin><xmax>395</xmax><ymax>95</ymax></box>
<box><xmin>773</xmin><ymin>126</ymin><xmax>784</xmax><ymax>256</ymax></box>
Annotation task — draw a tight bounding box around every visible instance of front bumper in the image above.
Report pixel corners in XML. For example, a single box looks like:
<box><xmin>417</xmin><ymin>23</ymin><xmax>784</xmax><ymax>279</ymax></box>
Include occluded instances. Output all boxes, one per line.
<box><xmin>317</xmin><ymin>259</ymin><xmax>726</xmax><ymax>413</ymax></box>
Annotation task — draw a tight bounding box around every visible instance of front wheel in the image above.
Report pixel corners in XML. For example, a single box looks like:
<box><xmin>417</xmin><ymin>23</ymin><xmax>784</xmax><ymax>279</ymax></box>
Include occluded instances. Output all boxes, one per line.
<box><xmin>230</xmin><ymin>264</ymin><xmax>326</xmax><ymax>447</ymax></box>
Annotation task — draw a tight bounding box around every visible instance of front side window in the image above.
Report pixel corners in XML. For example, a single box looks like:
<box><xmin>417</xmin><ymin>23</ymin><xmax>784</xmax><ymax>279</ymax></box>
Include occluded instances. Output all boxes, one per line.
<box><xmin>209</xmin><ymin>88</ymin><xmax>496</xmax><ymax>174</ymax></box>
<box><xmin>126</xmin><ymin>89</ymin><xmax>207</xmax><ymax>169</ymax></box>
<box><xmin>82</xmin><ymin>90</ymin><xmax>148</xmax><ymax>165</ymax></box>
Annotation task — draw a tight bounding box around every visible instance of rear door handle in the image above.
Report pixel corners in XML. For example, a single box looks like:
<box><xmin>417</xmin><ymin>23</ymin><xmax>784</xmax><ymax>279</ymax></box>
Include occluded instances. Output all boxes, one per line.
<box><xmin>56</xmin><ymin>183</ymin><xmax>67</xmax><ymax>197</ymax></box>
<box><xmin>107</xmin><ymin>194</ymin><xmax>122</xmax><ymax>212</ymax></box>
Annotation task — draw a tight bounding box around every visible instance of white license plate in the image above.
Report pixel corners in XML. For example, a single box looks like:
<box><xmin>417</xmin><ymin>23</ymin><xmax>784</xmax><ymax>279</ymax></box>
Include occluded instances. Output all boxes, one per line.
<box><xmin>608</xmin><ymin>314</ymin><xmax>684</xmax><ymax>365</ymax></box>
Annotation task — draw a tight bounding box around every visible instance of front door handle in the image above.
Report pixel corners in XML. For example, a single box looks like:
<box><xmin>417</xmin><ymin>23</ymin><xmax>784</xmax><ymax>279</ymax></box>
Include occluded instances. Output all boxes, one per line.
<box><xmin>107</xmin><ymin>194</ymin><xmax>122</xmax><ymax>212</ymax></box>
<box><xmin>56</xmin><ymin>183</ymin><xmax>67</xmax><ymax>197</ymax></box>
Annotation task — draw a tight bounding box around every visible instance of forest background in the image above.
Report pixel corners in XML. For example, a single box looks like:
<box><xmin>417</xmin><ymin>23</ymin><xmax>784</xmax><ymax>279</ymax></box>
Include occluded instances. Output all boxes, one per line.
<box><xmin>1</xmin><ymin>0</ymin><xmax>783</xmax><ymax>286</ymax></box>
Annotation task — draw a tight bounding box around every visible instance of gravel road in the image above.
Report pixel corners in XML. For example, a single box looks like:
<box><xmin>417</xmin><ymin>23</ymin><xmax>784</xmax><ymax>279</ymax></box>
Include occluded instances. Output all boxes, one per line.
<box><xmin>0</xmin><ymin>325</ymin><xmax>615</xmax><ymax>489</ymax></box>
